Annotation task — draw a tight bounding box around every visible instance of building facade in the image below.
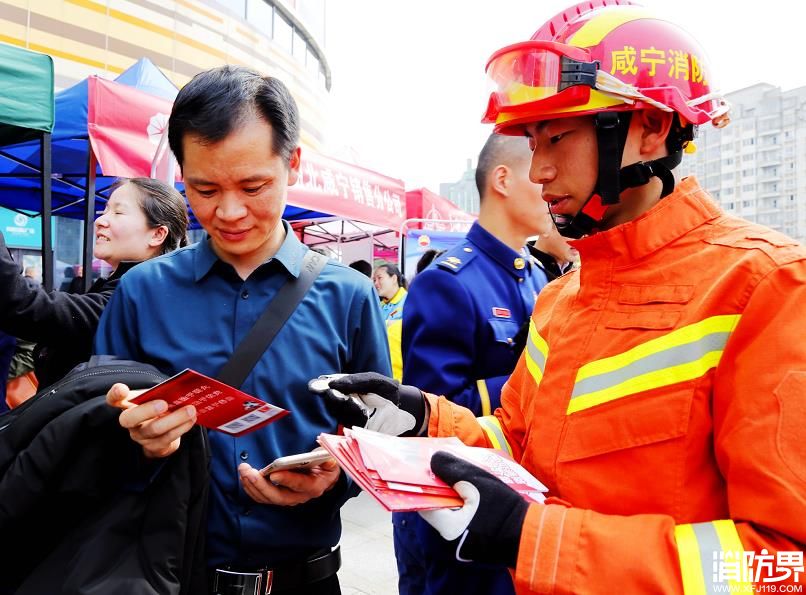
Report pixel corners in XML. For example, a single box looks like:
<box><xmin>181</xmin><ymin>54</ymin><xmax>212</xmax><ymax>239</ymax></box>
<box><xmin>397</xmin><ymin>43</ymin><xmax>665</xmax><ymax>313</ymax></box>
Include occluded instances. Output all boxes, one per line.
<box><xmin>440</xmin><ymin>158</ymin><xmax>480</xmax><ymax>216</ymax></box>
<box><xmin>0</xmin><ymin>0</ymin><xmax>329</xmax><ymax>283</ymax></box>
<box><xmin>0</xmin><ymin>0</ymin><xmax>330</xmax><ymax>150</ymax></box>
<box><xmin>679</xmin><ymin>83</ymin><xmax>806</xmax><ymax>243</ymax></box>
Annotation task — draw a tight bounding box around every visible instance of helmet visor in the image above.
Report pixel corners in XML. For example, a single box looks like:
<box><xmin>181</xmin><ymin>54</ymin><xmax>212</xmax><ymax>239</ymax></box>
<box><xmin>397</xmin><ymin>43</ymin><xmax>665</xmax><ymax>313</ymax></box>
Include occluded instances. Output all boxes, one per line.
<box><xmin>485</xmin><ymin>41</ymin><xmax>596</xmax><ymax>117</ymax></box>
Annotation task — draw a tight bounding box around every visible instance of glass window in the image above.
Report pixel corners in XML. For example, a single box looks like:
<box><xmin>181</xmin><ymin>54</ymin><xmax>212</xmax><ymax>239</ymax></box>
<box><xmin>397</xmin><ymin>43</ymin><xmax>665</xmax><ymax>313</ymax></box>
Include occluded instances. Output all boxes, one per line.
<box><xmin>306</xmin><ymin>47</ymin><xmax>320</xmax><ymax>76</ymax></box>
<box><xmin>246</xmin><ymin>0</ymin><xmax>272</xmax><ymax>32</ymax></box>
<box><xmin>293</xmin><ymin>29</ymin><xmax>306</xmax><ymax>62</ymax></box>
<box><xmin>219</xmin><ymin>0</ymin><xmax>247</xmax><ymax>18</ymax></box>
<box><xmin>273</xmin><ymin>9</ymin><xmax>293</xmax><ymax>53</ymax></box>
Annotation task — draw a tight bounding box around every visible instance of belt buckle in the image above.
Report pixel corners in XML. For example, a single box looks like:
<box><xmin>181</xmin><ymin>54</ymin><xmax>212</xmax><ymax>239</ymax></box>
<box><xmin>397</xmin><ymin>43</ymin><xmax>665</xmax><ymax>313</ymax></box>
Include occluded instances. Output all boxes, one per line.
<box><xmin>212</xmin><ymin>568</ymin><xmax>274</xmax><ymax>595</ymax></box>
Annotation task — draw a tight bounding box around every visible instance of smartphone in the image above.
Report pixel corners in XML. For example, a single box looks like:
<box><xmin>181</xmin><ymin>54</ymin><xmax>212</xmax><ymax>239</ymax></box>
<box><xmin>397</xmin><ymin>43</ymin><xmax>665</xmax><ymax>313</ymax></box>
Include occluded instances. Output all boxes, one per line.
<box><xmin>260</xmin><ymin>447</ymin><xmax>334</xmax><ymax>476</ymax></box>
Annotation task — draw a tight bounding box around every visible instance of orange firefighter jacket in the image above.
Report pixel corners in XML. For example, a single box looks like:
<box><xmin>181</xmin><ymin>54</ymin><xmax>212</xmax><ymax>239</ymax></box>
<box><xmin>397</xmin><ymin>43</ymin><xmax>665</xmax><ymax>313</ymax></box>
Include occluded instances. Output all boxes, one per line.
<box><xmin>426</xmin><ymin>177</ymin><xmax>806</xmax><ymax>594</ymax></box>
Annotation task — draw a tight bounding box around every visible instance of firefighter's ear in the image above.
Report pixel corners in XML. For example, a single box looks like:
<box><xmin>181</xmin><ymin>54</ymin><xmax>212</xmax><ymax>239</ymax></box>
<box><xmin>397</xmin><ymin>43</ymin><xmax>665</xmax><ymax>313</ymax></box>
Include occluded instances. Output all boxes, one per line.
<box><xmin>491</xmin><ymin>164</ymin><xmax>511</xmax><ymax>196</ymax></box>
<box><xmin>635</xmin><ymin>108</ymin><xmax>674</xmax><ymax>158</ymax></box>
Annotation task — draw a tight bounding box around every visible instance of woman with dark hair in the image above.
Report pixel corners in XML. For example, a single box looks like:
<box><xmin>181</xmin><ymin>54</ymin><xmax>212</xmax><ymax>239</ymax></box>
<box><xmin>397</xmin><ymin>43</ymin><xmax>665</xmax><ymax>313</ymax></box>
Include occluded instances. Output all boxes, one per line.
<box><xmin>373</xmin><ymin>263</ymin><xmax>407</xmax><ymax>316</ymax></box>
<box><xmin>373</xmin><ymin>263</ymin><xmax>408</xmax><ymax>380</ymax></box>
<box><xmin>0</xmin><ymin>177</ymin><xmax>189</xmax><ymax>391</ymax></box>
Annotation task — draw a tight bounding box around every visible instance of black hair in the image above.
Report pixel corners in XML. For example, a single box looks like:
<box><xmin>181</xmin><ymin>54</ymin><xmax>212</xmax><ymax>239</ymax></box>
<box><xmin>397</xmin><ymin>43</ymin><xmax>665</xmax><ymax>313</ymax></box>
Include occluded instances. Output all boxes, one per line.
<box><xmin>376</xmin><ymin>263</ymin><xmax>407</xmax><ymax>290</ymax></box>
<box><xmin>475</xmin><ymin>133</ymin><xmax>532</xmax><ymax>198</ymax></box>
<box><xmin>349</xmin><ymin>259</ymin><xmax>372</xmax><ymax>278</ymax></box>
<box><xmin>108</xmin><ymin>177</ymin><xmax>189</xmax><ymax>254</ymax></box>
<box><xmin>415</xmin><ymin>249</ymin><xmax>445</xmax><ymax>275</ymax></box>
<box><xmin>168</xmin><ymin>65</ymin><xmax>300</xmax><ymax>167</ymax></box>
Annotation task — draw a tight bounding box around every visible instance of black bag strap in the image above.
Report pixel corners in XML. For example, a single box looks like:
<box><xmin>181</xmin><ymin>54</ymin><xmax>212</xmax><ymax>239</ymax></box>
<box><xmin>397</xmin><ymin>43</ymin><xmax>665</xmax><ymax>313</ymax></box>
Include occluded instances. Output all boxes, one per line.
<box><xmin>216</xmin><ymin>250</ymin><xmax>327</xmax><ymax>388</ymax></box>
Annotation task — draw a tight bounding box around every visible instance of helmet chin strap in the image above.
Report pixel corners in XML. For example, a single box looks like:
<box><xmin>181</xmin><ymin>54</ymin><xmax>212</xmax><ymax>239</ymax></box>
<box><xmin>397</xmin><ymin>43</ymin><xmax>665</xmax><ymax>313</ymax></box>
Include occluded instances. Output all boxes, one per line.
<box><xmin>552</xmin><ymin>112</ymin><xmax>683</xmax><ymax>239</ymax></box>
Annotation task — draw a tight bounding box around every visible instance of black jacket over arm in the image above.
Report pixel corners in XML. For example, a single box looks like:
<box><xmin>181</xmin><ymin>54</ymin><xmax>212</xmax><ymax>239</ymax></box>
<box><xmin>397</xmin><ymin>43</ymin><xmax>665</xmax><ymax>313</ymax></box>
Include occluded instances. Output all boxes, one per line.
<box><xmin>0</xmin><ymin>358</ymin><xmax>210</xmax><ymax>595</ymax></box>
<box><xmin>0</xmin><ymin>231</ymin><xmax>135</xmax><ymax>386</ymax></box>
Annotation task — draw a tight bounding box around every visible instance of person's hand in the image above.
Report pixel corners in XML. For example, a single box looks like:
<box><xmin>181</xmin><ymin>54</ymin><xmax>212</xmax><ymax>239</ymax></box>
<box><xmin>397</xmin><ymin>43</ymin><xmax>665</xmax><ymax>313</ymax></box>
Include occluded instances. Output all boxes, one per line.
<box><xmin>419</xmin><ymin>451</ymin><xmax>530</xmax><ymax>568</ymax></box>
<box><xmin>237</xmin><ymin>460</ymin><xmax>341</xmax><ymax>506</ymax></box>
<box><xmin>309</xmin><ymin>372</ymin><xmax>428</xmax><ymax>436</ymax></box>
<box><xmin>106</xmin><ymin>382</ymin><xmax>197</xmax><ymax>459</ymax></box>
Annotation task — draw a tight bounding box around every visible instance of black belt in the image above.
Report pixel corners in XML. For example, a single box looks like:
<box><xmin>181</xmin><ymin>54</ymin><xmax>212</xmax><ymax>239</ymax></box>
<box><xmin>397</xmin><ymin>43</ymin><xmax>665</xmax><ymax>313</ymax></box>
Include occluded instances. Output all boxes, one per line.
<box><xmin>210</xmin><ymin>546</ymin><xmax>341</xmax><ymax>595</ymax></box>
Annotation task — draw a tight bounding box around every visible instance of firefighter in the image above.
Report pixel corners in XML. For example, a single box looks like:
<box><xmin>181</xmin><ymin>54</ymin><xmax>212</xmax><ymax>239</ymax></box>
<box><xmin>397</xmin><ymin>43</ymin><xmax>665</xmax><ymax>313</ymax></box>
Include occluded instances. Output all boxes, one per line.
<box><xmin>312</xmin><ymin>1</ymin><xmax>806</xmax><ymax>592</ymax></box>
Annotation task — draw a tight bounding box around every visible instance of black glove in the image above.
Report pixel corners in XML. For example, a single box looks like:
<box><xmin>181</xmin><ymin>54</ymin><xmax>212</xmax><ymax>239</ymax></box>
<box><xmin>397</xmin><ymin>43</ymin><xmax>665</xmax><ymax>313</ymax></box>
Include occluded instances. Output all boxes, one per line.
<box><xmin>511</xmin><ymin>320</ymin><xmax>530</xmax><ymax>356</ymax></box>
<box><xmin>309</xmin><ymin>372</ymin><xmax>427</xmax><ymax>436</ymax></box>
<box><xmin>419</xmin><ymin>451</ymin><xmax>529</xmax><ymax>568</ymax></box>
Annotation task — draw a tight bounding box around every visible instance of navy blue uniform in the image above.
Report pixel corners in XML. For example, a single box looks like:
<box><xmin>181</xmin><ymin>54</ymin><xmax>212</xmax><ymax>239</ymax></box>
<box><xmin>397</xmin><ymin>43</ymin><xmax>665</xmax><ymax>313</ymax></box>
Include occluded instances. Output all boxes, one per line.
<box><xmin>395</xmin><ymin>221</ymin><xmax>549</xmax><ymax>595</ymax></box>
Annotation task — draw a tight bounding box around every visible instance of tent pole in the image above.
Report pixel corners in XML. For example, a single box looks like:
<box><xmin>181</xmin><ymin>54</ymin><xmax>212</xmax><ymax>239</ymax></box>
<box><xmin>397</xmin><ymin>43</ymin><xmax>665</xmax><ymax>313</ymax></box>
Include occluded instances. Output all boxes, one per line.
<box><xmin>82</xmin><ymin>147</ymin><xmax>97</xmax><ymax>292</ymax></box>
<box><xmin>40</xmin><ymin>132</ymin><xmax>53</xmax><ymax>291</ymax></box>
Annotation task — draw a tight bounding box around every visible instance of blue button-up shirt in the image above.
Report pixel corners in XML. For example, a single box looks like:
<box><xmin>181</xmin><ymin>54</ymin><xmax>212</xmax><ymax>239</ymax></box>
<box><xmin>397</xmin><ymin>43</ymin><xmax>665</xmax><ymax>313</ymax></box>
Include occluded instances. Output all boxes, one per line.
<box><xmin>95</xmin><ymin>222</ymin><xmax>391</xmax><ymax>567</ymax></box>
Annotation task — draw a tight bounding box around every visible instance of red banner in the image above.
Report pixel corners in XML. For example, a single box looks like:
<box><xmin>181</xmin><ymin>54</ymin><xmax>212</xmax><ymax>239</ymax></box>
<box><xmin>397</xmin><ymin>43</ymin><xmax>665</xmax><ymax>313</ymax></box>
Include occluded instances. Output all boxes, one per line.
<box><xmin>292</xmin><ymin>150</ymin><xmax>406</xmax><ymax>230</ymax></box>
<box><xmin>87</xmin><ymin>76</ymin><xmax>175</xmax><ymax>179</ymax></box>
<box><xmin>405</xmin><ymin>188</ymin><xmax>475</xmax><ymax>231</ymax></box>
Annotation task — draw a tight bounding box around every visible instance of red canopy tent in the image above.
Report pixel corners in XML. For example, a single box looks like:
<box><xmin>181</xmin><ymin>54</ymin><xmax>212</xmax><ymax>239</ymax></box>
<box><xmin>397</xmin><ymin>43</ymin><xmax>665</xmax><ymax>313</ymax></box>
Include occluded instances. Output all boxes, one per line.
<box><xmin>405</xmin><ymin>188</ymin><xmax>476</xmax><ymax>232</ymax></box>
<box><xmin>88</xmin><ymin>76</ymin><xmax>407</xmax><ymax>251</ymax></box>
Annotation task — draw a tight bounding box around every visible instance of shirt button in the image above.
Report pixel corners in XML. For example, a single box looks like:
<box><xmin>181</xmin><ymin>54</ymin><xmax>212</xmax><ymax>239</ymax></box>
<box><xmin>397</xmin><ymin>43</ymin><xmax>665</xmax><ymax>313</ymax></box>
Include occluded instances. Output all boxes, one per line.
<box><xmin>518</xmin><ymin>278</ymin><xmax>524</xmax><ymax>283</ymax></box>
<box><xmin>241</xmin><ymin>289</ymin><xmax>249</xmax><ymax>299</ymax></box>
<box><xmin>240</xmin><ymin>450</ymin><xmax>249</xmax><ymax>461</ymax></box>
<box><xmin>243</xmin><ymin>508</ymin><xmax>251</xmax><ymax>516</ymax></box>
<box><xmin>463</xmin><ymin>247</ymin><xmax>473</xmax><ymax>253</ymax></box>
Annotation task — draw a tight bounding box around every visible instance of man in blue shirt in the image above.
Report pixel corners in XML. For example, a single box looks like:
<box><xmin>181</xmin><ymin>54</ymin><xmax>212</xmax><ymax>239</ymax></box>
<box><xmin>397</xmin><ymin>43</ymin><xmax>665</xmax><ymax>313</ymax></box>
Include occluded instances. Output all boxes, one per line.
<box><xmin>98</xmin><ymin>66</ymin><xmax>391</xmax><ymax>595</ymax></box>
<box><xmin>394</xmin><ymin>134</ymin><xmax>553</xmax><ymax>595</ymax></box>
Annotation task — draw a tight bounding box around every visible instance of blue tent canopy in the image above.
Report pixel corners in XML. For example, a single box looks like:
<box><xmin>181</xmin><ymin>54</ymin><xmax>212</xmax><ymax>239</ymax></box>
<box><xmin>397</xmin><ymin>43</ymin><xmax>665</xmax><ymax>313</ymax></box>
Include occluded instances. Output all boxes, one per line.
<box><xmin>0</xmin><ymin>58</ymin><xmax>179</xmax><ymax>218</ymax></box>
<box><xmin>0</xmin><ymin>57</ymin><xmax>335</xmax><ymax>227</ymax></box>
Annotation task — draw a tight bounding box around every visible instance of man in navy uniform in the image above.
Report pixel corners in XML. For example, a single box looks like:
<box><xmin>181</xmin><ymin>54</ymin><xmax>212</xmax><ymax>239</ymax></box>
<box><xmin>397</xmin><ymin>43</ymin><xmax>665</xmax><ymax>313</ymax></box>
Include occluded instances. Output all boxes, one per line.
<box><xmin>394</xmin><ymin>134</ymin><xmax>553</xmax><ymax>595</ymax></box>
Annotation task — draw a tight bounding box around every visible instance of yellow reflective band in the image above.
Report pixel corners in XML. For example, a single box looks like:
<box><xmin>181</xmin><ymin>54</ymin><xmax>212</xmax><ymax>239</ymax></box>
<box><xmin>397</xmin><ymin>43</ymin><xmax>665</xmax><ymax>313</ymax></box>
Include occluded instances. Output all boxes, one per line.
<box><xmin>577</xmin><ymin>315</ymin><xmax>740</xmax><ymax>382</ymax></box>
<box><xmin>713</xmin><ymin>520</ymin><xmax>753</xmax><ymax>593</ymax></box>
<box><xmin>567</xmin><ymin>315</ymin><xmax>741</xmax><ymax>414</ymax></box>
<box><xmin>675</xmin><ymin>524</ymin><xmax>708</xmax><ymax>595</ymax></box>
<box><xmin>525</xmin><ymin>320</ymin><xmax>548</xmax><ymax>387</ymax></box>
<box><xmin>476</xmin><ymin>379</ymin><xmax>492</xmax><ymax>417</ymax></box>
<box><xmin>568</xmin><ymin>7</ymin><xmax>656</xmax><ymax>48</ymax></box>
<box><xmin>477</xmin><ymin>415</ymin><xmax>513</xmax><ymax>457</ymax></box>
<box><xmin>568</xmin><ymin>351</ymin><xmax>722</xmax><ymax>414</ymax></box>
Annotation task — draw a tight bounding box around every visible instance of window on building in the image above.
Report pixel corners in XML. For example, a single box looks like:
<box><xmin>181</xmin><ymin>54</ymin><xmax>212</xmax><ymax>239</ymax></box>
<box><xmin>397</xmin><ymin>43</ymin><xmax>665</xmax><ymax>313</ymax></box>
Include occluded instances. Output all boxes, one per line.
<box><xmin>293</xmin><ymin>29</ymin><xmax>306</xmax><ymax>62</ymax></box>
<box><xmin>273</xmin><ymin>9</ymin><xmax>293</xmax><ymax>53</ymax></box>
<box><xmin>742</xmin><ymin>138</ymin><xmax>755</xmax><ymax>146</ymax></box>
<box><xmin>742</xmin><ymin>184</ymin><xmax>755</xmax><ymax>192</ymax></box>
<box><xmin>220</xmin><ymin>0</ymin><xmax>247</xmax><ymax>18</ymax></box>
<box><xmin>743</xmin><ymin>200</ymin><xmax>752</xmax><ymax>208</ymax></box>
<box><xmin>742</xmin><ymin>169</ymin><xmax>754</xmax><ymax>177</ymax></box>
<box><xmin>246</xmin><ymin>0</ymin><xmax>272</xmax><ymax>32</ymax></box>
<box><xmin>743</xmin><ymin>153</ymin><xmax>754</xmax><ymax>162</ymax></box>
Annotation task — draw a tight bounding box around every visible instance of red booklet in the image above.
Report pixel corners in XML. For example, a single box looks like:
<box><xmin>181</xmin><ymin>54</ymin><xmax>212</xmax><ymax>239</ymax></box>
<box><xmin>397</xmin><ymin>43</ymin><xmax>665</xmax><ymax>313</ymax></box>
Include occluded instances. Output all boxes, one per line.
<box><xmin>130</xmin><ymin>368</ymin><xmax>289</xmax><ymax>437</ymax></box>
<box><xmin>318</xmin><ymin>427</ymin><xmax>548</xmax><ymax>512</ymax></box>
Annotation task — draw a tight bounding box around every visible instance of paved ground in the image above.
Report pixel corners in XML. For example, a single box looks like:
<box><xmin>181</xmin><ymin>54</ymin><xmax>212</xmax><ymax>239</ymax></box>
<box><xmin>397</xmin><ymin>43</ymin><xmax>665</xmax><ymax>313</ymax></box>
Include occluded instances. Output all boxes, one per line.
<box><xmin>339</xmin><ymin>492</ymin><xmax>399</xmax><ymax>595</ymax></box>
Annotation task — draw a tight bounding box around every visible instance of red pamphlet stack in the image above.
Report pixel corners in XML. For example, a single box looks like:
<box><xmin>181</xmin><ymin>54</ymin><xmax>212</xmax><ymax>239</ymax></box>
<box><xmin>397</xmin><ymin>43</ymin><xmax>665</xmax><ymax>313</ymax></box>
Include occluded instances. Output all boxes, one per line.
<box><xmin>318</xmin><ymin>426</ymin><xmax>547</xmax><ymax>512</ymax></box>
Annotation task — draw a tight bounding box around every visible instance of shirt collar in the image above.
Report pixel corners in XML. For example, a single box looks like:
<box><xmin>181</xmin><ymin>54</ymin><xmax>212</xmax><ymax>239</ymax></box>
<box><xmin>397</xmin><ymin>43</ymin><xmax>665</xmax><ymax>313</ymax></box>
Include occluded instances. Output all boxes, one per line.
<box><xmin>467</xmin><ymin>221</ymin><xmax>530</xmax><ymax>278</ymax></box>
<box><xmin>192</xmin><ymin>220</ymin><xmax>307</xmax><ymax>281</ymax></box>
<box><xmin>570</xmin><ymin>176</ymin><xmax>722</xmax><ymax>263</ymax></box>
<box><xmin>383</xmin><ymin>287</ymin><xmax>407</xmax><ymax>305</ymax></box>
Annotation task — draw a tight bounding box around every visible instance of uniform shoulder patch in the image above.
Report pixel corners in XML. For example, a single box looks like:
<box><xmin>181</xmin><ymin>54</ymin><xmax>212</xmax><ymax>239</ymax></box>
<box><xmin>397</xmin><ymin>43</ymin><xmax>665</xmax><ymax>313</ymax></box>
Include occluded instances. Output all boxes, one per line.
<box><xmin>435</xmin><ymin>245</ymin><xmax>476</xmax><ymax>274</ymax></box>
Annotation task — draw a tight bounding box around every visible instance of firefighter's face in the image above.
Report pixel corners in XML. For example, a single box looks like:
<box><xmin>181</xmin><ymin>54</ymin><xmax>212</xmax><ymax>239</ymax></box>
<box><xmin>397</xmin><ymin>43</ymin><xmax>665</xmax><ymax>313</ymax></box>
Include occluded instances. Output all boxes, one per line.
<box><xmin>525</xmin><ymin>116</ymin><xmax>599</xmax><ymax>222</ymax></box>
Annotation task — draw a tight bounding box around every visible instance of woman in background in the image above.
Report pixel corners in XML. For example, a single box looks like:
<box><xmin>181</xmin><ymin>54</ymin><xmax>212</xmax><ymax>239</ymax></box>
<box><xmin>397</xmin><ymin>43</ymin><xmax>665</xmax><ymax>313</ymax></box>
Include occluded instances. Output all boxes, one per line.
<box><xmin>373</xmin><ymin>263</ymin><xmax>408</xmax><ymax>380</ymax></box>
<box><xmin>0</xmin><ymin>177</ymin><xmax>189</xmax><ymax>390</ymax></box>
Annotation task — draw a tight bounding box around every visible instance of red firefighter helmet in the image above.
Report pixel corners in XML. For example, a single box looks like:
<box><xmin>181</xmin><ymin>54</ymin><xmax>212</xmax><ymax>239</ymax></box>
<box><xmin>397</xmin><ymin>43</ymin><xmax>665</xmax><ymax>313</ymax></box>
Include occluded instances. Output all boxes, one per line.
<box><xmin>483</xmin><ymin>0</ymin><xmax>729</xmax><ymax>134</ymax></box>
<box><xmin>482</xmin><ymin>1</ymin><xmax>730</xmax><ymax>238</ymax></box>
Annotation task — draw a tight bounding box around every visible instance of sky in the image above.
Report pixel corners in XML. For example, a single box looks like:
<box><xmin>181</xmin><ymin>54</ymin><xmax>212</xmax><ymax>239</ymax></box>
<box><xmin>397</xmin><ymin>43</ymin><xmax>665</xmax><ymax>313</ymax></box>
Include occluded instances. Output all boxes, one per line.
<box><xmin>323</xmin><ymin>0</ymin><xmax>806</xmax><ymax>194</ymax></box>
